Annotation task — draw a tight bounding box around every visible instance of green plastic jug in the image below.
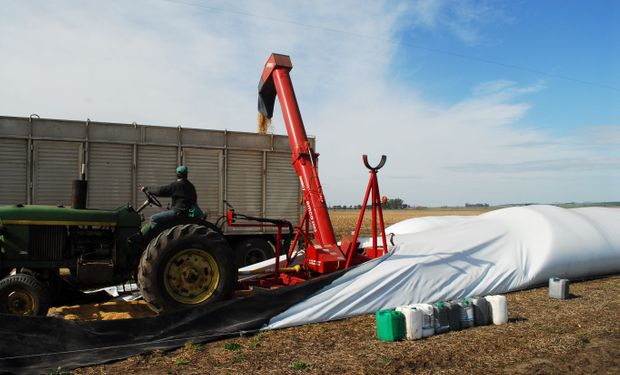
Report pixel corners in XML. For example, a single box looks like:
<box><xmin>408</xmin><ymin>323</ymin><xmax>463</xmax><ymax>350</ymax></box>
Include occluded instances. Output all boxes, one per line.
<box><xmin>375</xmin><ymin>310</ymin><xmax>405</xmax><ymax>342</ymax></box>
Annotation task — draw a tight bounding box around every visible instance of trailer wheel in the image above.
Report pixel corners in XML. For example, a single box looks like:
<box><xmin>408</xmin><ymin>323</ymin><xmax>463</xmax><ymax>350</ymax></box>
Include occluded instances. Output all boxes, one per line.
<box><xmin>138</xmin><ymin>224</ymin><xmax>237</xmax><ymax>314</ymax></box>
<box><xmin>235</xmin><ymin>238</ymin><xmax>275</xmax><ymax>268</ymax></box>
<box><xmin>0</xmin><ymin>274</ymin><xmax>50</xmax><ymax>316</ymax></box>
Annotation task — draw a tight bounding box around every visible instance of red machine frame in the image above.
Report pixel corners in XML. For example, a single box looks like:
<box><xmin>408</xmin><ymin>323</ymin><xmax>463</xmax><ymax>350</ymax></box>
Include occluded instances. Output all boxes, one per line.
<box><xmin>238</xmin><ymin>53</ymin><xmax>388</xmax><ymax>288</ymax></box>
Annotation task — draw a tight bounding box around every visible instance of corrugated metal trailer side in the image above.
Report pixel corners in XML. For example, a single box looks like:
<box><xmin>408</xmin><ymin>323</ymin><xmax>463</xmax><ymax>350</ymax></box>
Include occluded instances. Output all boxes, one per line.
<box><xmin>88</xmin><ymin>143</ymin><xmax>134</xmax><ymax>209</ymax></box>
<box><xmin>266</xmin><ymin>152</ymin><xmax>301</xmax><ymax>224</ymax></box>
<box><xmin>33</xmin><ymin>140</ymin><xmax>81</xmax><ymax>206</ymax></box>
<box><xmin>0</xmin><ymin>138</ymin><xmax>28</xmax><ymax>204</ymax></box>
<box><xmin>136</xmin><ymin>145</ymin><xmax>178</xmax><ymax>218</ymax></box>
<box><xmin>0</xmin><ymin>116</ymin><xmax>312</xmax><ymax>240</ymax></box>
<box><xmin>226</xmin><ymin>150</ymin><xmax>264</xmax><ymax>229</ymax></box>
<box><xmin>181</xmin><ymin>148</ymin><xmax>222</xmax><ymax>220</ymax></box>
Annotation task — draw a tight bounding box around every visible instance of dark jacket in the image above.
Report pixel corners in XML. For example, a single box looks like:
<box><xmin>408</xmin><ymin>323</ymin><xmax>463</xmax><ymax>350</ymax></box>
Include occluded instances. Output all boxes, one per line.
<box><xmin>148</xmin><ymin>178</ymin><xmax>197</xmax><ymax>214</ymax></box>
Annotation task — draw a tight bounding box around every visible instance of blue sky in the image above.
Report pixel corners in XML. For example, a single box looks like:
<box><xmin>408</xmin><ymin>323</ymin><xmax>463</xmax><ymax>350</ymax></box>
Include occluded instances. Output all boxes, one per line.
<box><xmin>0</xmin><ymin>0</ymin><xmax>618</xmax><ymax>206</ymax></box>
<box><xmin>393</xmin><ymin>0</ymin><xmax>619</xmax><ymax>132</ymax></box>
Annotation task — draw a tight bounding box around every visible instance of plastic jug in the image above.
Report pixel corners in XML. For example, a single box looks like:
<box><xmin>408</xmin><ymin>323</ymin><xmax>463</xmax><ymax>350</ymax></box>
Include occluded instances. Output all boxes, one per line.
<box><xmin>375</xmin><ymin>310</ymin><xmax>405</xmax><ymax>341</ymax></box>
<box><xmin>549</xmin><ymin>277</ymin><xmax>570</xmax><ymax>299</ymax></box>
<box><xmin>412</xmin><ymin>303</ymin><xmax>435</xmax><ymax>337</ymax></box>
<box><xmin>486</xmin><ymin>295</ymin><xmax>508</xmax><ymax>325</ymax></box>
<box><xmin>445</xmin><ymin>301</ymin><xmax>462</xmax><ymax>331</ymax></box>
<box><xmin>470</xmin><ymin>296</ymin><xmax>491</xmax><ymax>326</ymax></box>
<box><xmin>458</xmin><ymin>300</ymin><xmax>475</xmax><ymax>329</ymax></box>
<box><xmin>396</xmin><ymin>305</ymin><xmax>423</xmax><ymax>340</ymax></box>
<box><xmin>433</xmin><ymin>302</ymin><xmax>450</xmax><ymax>334</ymax></box>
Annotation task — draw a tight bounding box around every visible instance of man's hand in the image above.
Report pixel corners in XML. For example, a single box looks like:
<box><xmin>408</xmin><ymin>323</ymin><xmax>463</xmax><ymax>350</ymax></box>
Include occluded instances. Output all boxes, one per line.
<box><xmin>140</xmin><ymin>186</ymin><xmax>146</xmax><ymax>192</ymax></box>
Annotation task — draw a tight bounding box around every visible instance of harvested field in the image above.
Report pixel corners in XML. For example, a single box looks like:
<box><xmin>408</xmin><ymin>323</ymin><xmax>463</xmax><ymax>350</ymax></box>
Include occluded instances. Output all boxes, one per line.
<box><xmin>53</xmin><ymin>209</ymin><xmax>620</xmax><ymax>373</ymax></box>
<box><xmin>73</xmin><ymin>275</ymin><xmax>620</xmax><ymax>375</ymax></box>
<box><xmin>330</xmin><ymin>208</ymin><xmax>490</xmax><ymax>238</ymax></box>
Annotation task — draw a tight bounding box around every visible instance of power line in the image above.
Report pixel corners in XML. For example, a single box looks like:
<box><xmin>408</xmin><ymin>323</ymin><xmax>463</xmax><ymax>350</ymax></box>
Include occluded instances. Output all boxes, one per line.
<box><xmin>160</xmin><ymin>0</ymin><xmax>619</xmax><ymax>92</ymax></box>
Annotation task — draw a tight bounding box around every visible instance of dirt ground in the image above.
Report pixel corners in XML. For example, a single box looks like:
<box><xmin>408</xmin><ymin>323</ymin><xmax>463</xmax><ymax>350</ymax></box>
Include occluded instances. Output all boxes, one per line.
<box><xmin>51</xmin><ymin>208</ymin><xmax>620</xmax><ymax>373</ymax></box>
<box><xmin>72</xmin><ymin>275</ymin><xmax>620</xmax><ymax>375</ymax></box>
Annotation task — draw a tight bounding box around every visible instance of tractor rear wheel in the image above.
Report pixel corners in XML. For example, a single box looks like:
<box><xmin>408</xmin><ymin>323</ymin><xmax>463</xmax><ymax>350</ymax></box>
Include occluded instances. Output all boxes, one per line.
<box><xmin>138</xmin><ymin>224</ymin><xmax>237</xmax><ymax>314</ymax></box>
<box><xmin>0</xmin><ymin>274</ymin><xmax>50</xmax><ymax>316</ymax></box>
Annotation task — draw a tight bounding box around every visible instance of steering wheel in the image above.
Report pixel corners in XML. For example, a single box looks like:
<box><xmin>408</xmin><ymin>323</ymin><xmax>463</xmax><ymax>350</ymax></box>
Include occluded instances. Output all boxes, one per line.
<box><xmin>142</xmin><ymin>188</ymin><xmax>162</xmax><ymax>208</ymax></box>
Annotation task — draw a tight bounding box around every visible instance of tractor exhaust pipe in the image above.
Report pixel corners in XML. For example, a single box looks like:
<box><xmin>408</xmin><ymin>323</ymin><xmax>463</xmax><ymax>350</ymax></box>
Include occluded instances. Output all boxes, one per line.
<box><xmin>71</xmin><ymin>163</ymin><xmax>88</xmax><ymax>209</ymax></box>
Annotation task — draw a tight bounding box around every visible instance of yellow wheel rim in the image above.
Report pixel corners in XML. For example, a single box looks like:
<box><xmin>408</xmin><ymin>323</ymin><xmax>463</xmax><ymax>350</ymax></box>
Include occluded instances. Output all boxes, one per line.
<box><xmin>163</xmin><ymin>248</ymin><xmax>220</xmax><ymax>305</ymax></box>
<box><xmin>7</xmin><ymin>289</ymin><xmax>36</xmax><ymax>315</ymax></box>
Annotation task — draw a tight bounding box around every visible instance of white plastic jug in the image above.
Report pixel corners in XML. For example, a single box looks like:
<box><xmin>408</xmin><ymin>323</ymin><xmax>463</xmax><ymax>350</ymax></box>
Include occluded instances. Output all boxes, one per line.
<box><xmin>412</xmin><ymin>303</ymin><xmax>435</xmax><ymax>337</ymax></box>
<box><xmin>549</xmin><ymin>277</ymin><xmax>570</xmax><ymax>299</ymax></box>
<box><xmin>395</xmin><ymin>305</ymin><xmax>423</xmax><ymax>340</ymax></box>
<box><xmin>486</xmin><ymin>295</ymin><xmax>508</xmax><ymax>325</ymax></box>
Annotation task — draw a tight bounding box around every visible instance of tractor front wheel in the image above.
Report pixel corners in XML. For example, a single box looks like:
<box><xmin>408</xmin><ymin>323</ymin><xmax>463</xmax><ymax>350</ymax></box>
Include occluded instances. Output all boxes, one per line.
<box><xmin>138</xmin><ymin>224</ymin><xmax>237</xmax><ymax>314</ymax></box>
<box><xmin>0</xmin><ymin>274</ymin><xmax>51</xmax><ymax>316</ymax></box>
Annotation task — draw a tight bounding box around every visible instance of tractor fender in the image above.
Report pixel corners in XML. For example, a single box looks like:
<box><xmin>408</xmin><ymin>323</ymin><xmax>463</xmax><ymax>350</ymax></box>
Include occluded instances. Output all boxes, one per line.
<box><xmin>142</xmin><ymin>217</ymin><xmax>223</xmax><ymax>249</ymax></box>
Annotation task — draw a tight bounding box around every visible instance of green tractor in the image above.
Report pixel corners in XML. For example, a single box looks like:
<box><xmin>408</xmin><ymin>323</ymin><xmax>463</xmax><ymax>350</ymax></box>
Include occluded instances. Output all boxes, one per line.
<box><xmin>0</xmin><ymin>190</ymin><xmax>237</xmax><ymax>316</ymax></box>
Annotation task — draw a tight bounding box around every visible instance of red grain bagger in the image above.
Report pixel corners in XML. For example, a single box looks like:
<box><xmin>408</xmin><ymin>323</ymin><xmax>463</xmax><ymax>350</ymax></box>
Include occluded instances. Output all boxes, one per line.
<box><xmin>237</xmin><ymin>54</ymin><xmax>389</xmax><ymax>289</ymax></box>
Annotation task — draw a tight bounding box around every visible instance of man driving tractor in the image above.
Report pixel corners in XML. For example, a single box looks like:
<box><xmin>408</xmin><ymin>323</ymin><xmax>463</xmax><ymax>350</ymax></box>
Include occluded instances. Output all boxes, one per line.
<box><xmin>141</xmin><ymin>165</ymin><xmax>203</xmax><ymax>229</ymax></box>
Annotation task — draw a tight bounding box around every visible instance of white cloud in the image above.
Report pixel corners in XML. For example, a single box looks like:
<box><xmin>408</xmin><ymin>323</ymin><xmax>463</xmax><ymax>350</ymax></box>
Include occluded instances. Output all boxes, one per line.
<box><xmin>448</xmin><ymin>157</ymin><xmax>620</xmax><ymax>173</ymax></box>
<box><xmin>0</xmin><ymin>0</ymin><xmax>617</xmax><ymax>206</ymax></box>
<box><xmin>472</xmin><ymin>80</ymin><xmax>546</xmax><ymax>98</ymax></box>
<box><xmin>582</xmin><ymin>125</ymin><xmax>620</xmax><ymax>145</ymax></box>
<box><xmin>405</xmin><ymin>0</ymin><xmax>509</xmax><ymax>45</ymax></box>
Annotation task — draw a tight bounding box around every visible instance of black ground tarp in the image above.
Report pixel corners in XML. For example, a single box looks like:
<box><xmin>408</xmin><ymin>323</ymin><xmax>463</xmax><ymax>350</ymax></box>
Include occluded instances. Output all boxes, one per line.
<box><xmin>0</xmin><ymin>272</ymin><xmax>342</xmax><ymax>375</ymax></box>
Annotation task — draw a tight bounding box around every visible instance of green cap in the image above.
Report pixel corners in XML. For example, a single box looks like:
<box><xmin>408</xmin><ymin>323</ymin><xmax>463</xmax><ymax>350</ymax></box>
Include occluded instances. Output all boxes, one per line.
<box><xmin>176</xmin><ymin>165</ymin><xmax>188</xmax><ymax>175</ymax></box>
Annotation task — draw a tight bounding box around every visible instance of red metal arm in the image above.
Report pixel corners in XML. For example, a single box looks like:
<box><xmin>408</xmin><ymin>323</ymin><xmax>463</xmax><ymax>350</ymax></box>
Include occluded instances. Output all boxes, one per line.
<box><xmin>258</xmin><ymin>54</ymin><xmax>338</xmax><ymax>249</ymax></box>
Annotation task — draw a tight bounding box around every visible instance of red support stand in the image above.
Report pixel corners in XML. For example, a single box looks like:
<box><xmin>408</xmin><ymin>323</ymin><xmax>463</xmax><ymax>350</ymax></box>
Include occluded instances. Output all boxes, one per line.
<box><xmin>346</xmin><ymin>155</ymin><xmax>388</xmax><ymax>269</ymax></box>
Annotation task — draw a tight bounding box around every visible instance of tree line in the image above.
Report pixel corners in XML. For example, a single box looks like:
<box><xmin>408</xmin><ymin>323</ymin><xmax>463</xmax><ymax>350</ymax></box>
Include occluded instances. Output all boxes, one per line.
<box><xmin>331</xmin><ymin>198</ymin><xmax>409</xmax><ymax>210</ymax></box>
